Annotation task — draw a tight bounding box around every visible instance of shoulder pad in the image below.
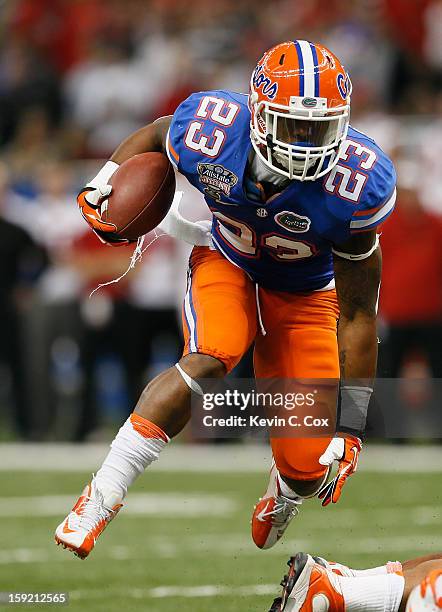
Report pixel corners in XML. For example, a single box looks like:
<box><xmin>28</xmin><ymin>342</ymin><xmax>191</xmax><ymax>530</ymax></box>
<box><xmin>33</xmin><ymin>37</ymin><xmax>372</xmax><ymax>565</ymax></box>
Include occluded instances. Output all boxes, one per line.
<box><xmin>165</xmin><ymin>92</ymin><xmax>205</xmax><ymax>170</ymax></box>
<box><xmin>326</xmin><ymin>126</ymin><xmax>397</xmax><ymax>235</ymax></box>
<box><xmin>165</xmin><ymin>90</ymin><xmax>248</xmax><ymax>172</ymax></box>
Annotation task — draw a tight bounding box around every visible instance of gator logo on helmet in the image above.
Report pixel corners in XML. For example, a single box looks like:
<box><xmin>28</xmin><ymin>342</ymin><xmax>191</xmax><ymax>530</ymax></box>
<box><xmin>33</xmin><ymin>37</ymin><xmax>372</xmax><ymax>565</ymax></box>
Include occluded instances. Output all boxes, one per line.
<box><xmin>337</xmin><ymin>72</ymin><xmax>352</xmax><ymax>100</ymax></box>
<box><xmin>322</xmin><ymin>49</ymin><xmax>336</xmax><ymax>69</ymax></box>
<box><xmin>252</xmin><ymin>65</ymin><xmax>278</xmax><ymax>100</ymax></box>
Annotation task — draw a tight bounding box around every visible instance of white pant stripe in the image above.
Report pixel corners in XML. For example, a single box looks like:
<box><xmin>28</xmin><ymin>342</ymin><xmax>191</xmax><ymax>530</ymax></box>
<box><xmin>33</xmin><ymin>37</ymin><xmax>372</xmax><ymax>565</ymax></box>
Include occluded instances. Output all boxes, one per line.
<box><xmin>184</xmin><ymin>271</ymin><xmax>197</xmax><ymax>352</ymax></box>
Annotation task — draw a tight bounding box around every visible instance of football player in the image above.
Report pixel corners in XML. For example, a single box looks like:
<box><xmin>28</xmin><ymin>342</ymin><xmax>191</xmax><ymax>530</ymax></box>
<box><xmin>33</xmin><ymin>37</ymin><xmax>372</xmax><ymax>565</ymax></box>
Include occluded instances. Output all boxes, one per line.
<box><xmin>55</xmin><ymin>41</ymin><xmax>396</xmax><ymax>558</ymax></box>
<box><xmin>268</xmin><ymin>551</ymin><xmax>442</xmax><ymax>612</ymax></box>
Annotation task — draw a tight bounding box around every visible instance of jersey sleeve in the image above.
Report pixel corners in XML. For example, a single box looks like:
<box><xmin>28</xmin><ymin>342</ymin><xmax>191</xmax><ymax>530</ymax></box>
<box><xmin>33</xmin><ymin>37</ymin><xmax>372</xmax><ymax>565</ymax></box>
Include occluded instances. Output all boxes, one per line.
<box><xmin>165</xmin><ymin>93</ymin><xmax>200</xmax><ymax>173</ymax></box>
<box><xmin>349</xmin><ymin>150</ymin><xmax>397</xmax><ymax>234</ymax></box>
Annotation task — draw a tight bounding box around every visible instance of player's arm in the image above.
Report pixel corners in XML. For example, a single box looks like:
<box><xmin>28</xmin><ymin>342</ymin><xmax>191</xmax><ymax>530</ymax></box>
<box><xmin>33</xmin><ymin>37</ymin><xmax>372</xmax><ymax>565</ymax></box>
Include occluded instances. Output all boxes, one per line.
<box><xmin>318</xmin><ymin>230</ymin><xmax>380</xmax><ymax>506</ymax></box>
<box><xmin>333</xmin><ymin>229</ymin><xmax>380</xmax><ymax>383</ymax></box>
<box><xmin>78</xmin><ymin>116</ymin><xmax>172</xmax><ymax>245</ymax></box>
<box><xmin>110</xmin><ymin>116</ymin><xmax>172</xmax><ymax>163</ymax></box>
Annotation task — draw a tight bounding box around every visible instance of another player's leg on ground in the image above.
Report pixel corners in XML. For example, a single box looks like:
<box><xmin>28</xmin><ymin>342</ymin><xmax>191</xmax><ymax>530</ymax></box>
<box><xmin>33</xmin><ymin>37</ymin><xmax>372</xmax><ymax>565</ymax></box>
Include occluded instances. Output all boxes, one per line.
<box><xmin>270</xmin><ymin>552</ymin><xmax>442</xmax><ymax>612</ymax></box>
<box><xmin>55</xmin><ymin>247</ymin><xmax>256</xmax><ymax>558</ymax></box>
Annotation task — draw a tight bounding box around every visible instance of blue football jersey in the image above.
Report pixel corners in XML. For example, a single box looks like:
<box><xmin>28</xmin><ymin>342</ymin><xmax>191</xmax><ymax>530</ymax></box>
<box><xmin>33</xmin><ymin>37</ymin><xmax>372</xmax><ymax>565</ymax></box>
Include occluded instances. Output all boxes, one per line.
<box><xmin>166</xmin><ymin>90</ymin><xmax>396</xmax><ymax>293</ymax></box>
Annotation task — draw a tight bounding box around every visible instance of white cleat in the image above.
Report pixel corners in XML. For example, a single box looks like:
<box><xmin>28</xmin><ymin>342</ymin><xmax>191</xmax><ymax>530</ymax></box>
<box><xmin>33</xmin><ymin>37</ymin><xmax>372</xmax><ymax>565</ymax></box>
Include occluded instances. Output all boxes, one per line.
<box><xmin>54</xmin><ymin>479</ymin><xmax>122</xmax><ymax>559</ymax></box>
<box><xmin>312</xmin><ymin>556</ymin><xmax>357</xmax><ymax>577</ymax></box>
<box><xmin>252</xmin><ymin>464</ymin><xmax>302</xmax><ymax>549</ymax></box>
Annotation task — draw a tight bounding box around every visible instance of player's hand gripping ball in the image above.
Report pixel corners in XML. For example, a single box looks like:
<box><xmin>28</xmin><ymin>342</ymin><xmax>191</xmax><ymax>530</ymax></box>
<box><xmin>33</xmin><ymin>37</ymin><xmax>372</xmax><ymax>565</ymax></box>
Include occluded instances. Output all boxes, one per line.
<box><xmin>77</xmin><ymin>183</ymin><xmax>123</xmax><ymax>240</ymax></box>
<box><xmin>78</xmin><ymin>153</ymin><xmax>175</xmax><ymax>246</ymax></box>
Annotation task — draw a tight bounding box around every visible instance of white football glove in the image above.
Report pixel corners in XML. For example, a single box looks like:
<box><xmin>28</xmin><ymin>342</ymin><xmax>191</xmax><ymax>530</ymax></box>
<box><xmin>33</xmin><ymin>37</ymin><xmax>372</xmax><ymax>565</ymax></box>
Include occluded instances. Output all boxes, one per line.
<box><xmin>77</xmin><ymin>161</ymin><xmax>133</xmax><ymax>245</ymax></box>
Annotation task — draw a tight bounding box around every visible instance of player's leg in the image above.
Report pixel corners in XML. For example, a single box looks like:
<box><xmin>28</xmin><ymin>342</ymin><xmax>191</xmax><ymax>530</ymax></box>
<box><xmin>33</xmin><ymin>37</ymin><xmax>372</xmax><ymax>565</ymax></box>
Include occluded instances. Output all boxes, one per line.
<box><xmin>402</xmin><ymin>553</ymin><xmax>442</xmax><ymax>571</ymax></box>
<box><xmin>271</xmin><ymin>552</ymin><xmax>404</xmax><ymax>612</ymax></box>
<box><xmin>320</xmin><ymin>555</ymin><xmax>442</xmax><ymax>612</ymax></box>
<box><xmin>315</xmin><ymin>555</ymin><xmax>403</xmax><ymax>578</ymax></box>
<box><xmin>297</xmin><ymin>552</ymin><xmax>442</xmax><ymax>579</ymax></box>
<box><xmin>259</xmin><ymin>289</ymin><xmax>340</xmax><ymax>492</ymax></box>
<box><xmin>272</xmin><ymin>553</ymin><xmax>442</xmax><ymax>612</ymax></box>
<box><xmin>252</xmin><ymin>289</ymin><xmax>340</xmax><ymax>549</ymax></box>
<box><xmin>55</xmin><ymin>246</ymin><xmax>257</xmax><ymax>558</ymax></box>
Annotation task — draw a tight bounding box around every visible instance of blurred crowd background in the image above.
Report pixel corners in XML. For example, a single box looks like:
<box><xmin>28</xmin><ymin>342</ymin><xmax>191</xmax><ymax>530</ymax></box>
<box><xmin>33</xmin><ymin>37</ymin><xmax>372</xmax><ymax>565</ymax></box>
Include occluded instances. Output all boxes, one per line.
<box><xmin>0</xmin><ymin>0</ymin><xmax>441</xmax><ymax>441</ymax></box>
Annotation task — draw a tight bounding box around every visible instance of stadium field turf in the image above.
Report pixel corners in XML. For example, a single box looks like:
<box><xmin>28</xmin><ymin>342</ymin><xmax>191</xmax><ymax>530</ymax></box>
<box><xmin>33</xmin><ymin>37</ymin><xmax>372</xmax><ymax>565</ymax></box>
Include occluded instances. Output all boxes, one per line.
<box><xmin>0</xmin><ymin>469</ymin><xmax>441</xmax><ymax>611</ymax></box>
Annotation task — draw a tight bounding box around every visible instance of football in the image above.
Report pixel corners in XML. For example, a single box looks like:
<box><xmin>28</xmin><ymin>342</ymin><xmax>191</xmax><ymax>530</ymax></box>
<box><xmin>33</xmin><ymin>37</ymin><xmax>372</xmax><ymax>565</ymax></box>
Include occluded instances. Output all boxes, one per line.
<box><xmin>104</xmin><ymin>152</ymin><xmax>175</xmax><ymax>241</ymax></box>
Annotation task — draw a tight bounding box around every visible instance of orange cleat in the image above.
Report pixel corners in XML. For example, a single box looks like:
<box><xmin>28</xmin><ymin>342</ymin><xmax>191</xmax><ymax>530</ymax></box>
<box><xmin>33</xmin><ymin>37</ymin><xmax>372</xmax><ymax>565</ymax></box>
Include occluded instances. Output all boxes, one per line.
<box><xmin>252</xmin><ymin>464</ymin><xmax>302</xmax><ymax>549</ymax></box>
<box><xmin>54</xmin><ymin>480</ymin><xmax>122</xmax><ymax>559</ymax></box>
<box><xmin>277</xmin><ymin>552</ymin><xmax>345</xmax><ymax>612</ymax></box>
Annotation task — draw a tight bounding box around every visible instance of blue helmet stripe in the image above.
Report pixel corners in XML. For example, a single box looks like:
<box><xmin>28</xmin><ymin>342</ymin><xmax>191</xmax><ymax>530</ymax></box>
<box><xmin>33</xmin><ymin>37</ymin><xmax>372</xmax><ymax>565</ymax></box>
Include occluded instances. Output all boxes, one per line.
<box><xmin>293</xmin><ymin>40</ymin><xmax>304</xmax><ymax>96</ymax></box>
<box><xmin>309</xmin><ymin>42</ymin><xmax>320</xmax><ymax>97</ymax></box>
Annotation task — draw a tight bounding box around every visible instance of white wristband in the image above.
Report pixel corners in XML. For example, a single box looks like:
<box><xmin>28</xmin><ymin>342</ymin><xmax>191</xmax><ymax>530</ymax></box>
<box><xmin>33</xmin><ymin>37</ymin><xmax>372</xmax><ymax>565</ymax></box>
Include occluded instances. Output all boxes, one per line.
<box><xmin>86</xmin><ymin>161</ymin><xmax>120</xmax><ymax>189</ymax></box>
<box><xmin>332</xmin><ymin>234</ymin><xmax>379</xmax><ymax>261</ymax></box>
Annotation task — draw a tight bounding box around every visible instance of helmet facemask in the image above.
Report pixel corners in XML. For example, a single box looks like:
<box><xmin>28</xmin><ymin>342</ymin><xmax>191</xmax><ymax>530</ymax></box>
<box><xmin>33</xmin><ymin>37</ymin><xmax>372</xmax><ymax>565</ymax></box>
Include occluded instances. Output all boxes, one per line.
<box><xmin>250</xmin><ymin>91</ymin><xmax>350</xmax><ymax>181</ymax></box>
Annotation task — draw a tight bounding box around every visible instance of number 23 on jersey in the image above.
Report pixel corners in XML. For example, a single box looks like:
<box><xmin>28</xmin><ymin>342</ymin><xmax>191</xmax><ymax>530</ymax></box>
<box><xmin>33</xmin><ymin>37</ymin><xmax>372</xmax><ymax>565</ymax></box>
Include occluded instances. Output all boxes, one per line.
<box><xmin>184</xmin><ymin>96</ymin><xmax>240</xmax><ymax>157</ymax></box>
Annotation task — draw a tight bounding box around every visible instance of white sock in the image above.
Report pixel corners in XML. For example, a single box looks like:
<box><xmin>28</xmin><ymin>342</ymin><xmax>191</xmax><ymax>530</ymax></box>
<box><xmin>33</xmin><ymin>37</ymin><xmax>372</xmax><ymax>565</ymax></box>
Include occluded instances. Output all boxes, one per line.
<box><xmin>352</xmin><ymin>561</ymin><xmax>403</xmax><ymax>577</ymax></box>
<box><xmin>277</xmin><ymin>473</ymin><xmax>301</xmax><ymax>500</ymax></box>
<box><xmin>338</xmin><ymin>573</ymin><xmax>405</xmax><ymax>612</ymax></box>
<box><xmin>94</xmin><ymin>415</ymin><xmax>169</xmax><ymax>507</ymax></box>
<box><xmin>327</xmin><ymin>560</ymin><xmax>403</xmax><ymax>578</ymax></box>
<box><xmin>352</xmin><ymin>566</ymin><xmax>389</xmax><ymax>577</ymax></box>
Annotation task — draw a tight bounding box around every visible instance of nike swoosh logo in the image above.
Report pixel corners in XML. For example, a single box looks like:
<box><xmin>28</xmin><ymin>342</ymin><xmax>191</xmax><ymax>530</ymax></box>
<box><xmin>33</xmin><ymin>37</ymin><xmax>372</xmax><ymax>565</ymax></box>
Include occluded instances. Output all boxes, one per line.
<box><xmin>62</xmin><ymin>519</ymin><xmax>75</xmax><ymax>534</ymax></box>
<box><xmin>256</xmin><ymin>501</ymin><xmax>271</xmax><ymax>523</ymax></box>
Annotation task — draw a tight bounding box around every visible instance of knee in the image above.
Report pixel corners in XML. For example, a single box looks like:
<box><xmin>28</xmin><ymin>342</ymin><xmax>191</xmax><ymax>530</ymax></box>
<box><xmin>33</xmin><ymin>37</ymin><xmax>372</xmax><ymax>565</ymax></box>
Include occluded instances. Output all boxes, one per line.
<box><xmin>179</xmin><ymin>353</ymin><xmax>226</xmax><ymax>379</ymax></box>
<box><xmin>271</xmin><ymin>438</ymin><xmax>331</xmax><ymax>492</ymax></box>
<box><xmin>279</xmin><ymin>474</ymin><xmax>325</xmax><ymax>497</ymax></box>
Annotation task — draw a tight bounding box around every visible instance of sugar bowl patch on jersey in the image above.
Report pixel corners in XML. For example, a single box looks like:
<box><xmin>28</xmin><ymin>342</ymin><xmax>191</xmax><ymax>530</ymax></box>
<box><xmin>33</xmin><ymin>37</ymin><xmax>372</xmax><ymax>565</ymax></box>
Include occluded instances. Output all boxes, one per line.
<box><xmin>166</xmin><ymin>88</ymin><xmax>396</xmax><ymax>293</ymax></box>
<box><xmin>197</xmin><ymin>163</ymin><xmax>238</xmax><ymax>202</ymax></box>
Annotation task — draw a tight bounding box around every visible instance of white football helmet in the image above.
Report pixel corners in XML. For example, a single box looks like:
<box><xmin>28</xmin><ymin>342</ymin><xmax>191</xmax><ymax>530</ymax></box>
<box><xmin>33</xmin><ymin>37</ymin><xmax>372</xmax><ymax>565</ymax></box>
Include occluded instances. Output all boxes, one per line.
<box><xmin>406</xmin><ymin>571</ymin><xmax>442</xmax><ymax>612</ymax></box>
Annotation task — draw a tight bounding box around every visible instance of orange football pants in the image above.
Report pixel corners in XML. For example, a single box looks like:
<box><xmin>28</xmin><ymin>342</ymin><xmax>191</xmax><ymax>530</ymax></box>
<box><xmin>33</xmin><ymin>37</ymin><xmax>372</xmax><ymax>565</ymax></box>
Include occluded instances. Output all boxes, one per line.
<box><xmin>182</xmin><ymin>246</ymin><xmax>340</xmax><ymax>482</ymax></box>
